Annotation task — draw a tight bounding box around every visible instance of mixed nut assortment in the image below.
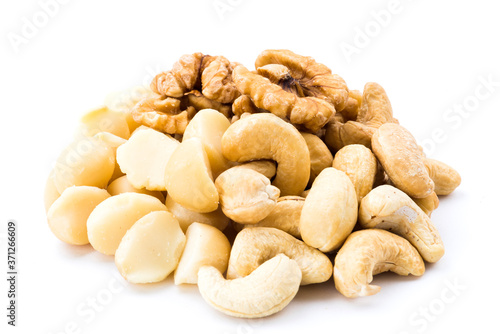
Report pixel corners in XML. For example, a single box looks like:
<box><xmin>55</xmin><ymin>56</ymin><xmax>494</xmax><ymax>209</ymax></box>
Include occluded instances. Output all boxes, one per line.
<box><xmin>44</xmin><ymin>49</ymin><xmax>461</xmax><ymax>318</ymax></box>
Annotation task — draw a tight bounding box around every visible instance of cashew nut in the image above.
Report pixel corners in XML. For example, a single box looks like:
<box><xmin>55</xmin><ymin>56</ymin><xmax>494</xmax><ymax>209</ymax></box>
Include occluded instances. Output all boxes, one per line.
<box><xmin>333</xmin><ymin>229</ymin><xmax>425</xmax><ymax>298</ymax></box>
<box><xmin>372</xmin><ymin>123</ymin><xmax>434</xmax><ymax>198</ymax></box>
<box><xmin>215</xmin><ymin>167</ymin><xmax>280</xmax><ymax>224</ymax></box>
<box><xmin>174</xmin><ymin>222</ymin><xmax>230</xmax><ymax>285</ymax></box>
<box><xmin>165</xmin><ymin>195</ymin><xmax>229</xmax><ymax>232</ymax></box>
<box><xmin>412</xmin><ymin>191</ymin><xmax>439</xmax><ymax>217</ymax></box>
<box><xmin>300</xmin><ymin>167</ymin><xmax>358</xmax><ymax>252</ymax></box>
<box><xmin>301</xmin><ymin>132</ymin><xmax>334</xmax><ymax>187</ymax></box>
<box><xmin>198</xmin><ymin>254</ymin><xmax>302</xmax><ymax>318</ymax></box>
<box><xmin>115</xmin><ymin>211</ymin><xmax>186</xmax><ymax>283</ymax></box>
<box><xmin>165</xmin><ymin>137</ymin><xmax>219</xmax><ymax>213</ymax></box>
<box><xmin>227</xmin><ymin>227</ymin><xmax>332</xmax><ymax>285</ymax></box>
<box><xmin>424</xmin><ymin>158</ymin><xmax>461</xmax><ymax>195</ymax></box>
<box><xmin>221</xmin><ymin>113</ymin><xmax>310</xmax><ymax>196</ymax></box>
<box><xmin>242</xmin><ymin>196</ymin><xmax>304</xmax><ymax>238</ymax></box>
<box><xmin>332</xmin><ymin>144</ymin><xmax>378</xmax><ymax>202</ymax></box>
<box><xmin>358</xmin><ymin>185</ymin><xmax>445</xmax><ymax>262</ymax></box>
<box><xmin>231</xmin><ymin>160</ymin><xmax>277</xmax><ymax>179</ymax></box>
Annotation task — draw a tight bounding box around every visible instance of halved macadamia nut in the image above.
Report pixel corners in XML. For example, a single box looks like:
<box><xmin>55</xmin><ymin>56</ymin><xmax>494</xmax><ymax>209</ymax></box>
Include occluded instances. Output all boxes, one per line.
<box><xmin>165</xmin><ymin>137</ymin><xmax>219</xmax><ymax>213</ymax></box>
<box><xmin>47</xmin><ymin>186</ymin><xmax>110</xmax><ymax>245</ymax></box>
<box><xmin>87</xmin><ymin>193</ymin><xmax>167</xmax><ymax>255</ymax></box>
<box><xmin>165</xmin><ymin>195</ymin><xmax>229</xmax><ymax>232</ymax></box>
<box><xmin>174</xmin><ymin>222</ymin><xmax>230</xmax><ymax>285</ymax></box>
<box><xmin>115</xmin><ymin>211</ymin><xmax>186</xmax><ymax>283</ymax></box>
<box><xmin>107</xmin><ymin>175</ymin><xmax>165</xmax><ymax>202</ymax></box>
<box><xmin>117</xmin><ymin>128</ymin><xmax>179</xmax><ymax>191</ymax></box>
<box><xmin>77</xmin><ymin>106</ymin><xmax>130</xmax><ymax>140</ymax></box>
<box><xmin>182</xmin><ymin>109</ymin><xmax>232</xmax><ymax>178</ymax></box>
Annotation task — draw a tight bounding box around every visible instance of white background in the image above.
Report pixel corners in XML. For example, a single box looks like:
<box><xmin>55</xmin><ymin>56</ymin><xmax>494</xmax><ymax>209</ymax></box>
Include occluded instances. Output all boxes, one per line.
<box><xmin>1</xmin><ymin>0</ymin><xmax>499</xmax><ymax>333</ymax></box>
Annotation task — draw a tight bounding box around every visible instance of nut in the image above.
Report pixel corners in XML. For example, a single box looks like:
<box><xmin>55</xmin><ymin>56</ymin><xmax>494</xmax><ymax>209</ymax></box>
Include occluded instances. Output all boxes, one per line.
<box><xmin>185</xmin><ymin>90</ymin><xmax>232</xmax><ymax>118</ymax></box>
<box><xmin>242</xmin><ymin>196</ymin><xmax>304</xmax><ymax>238</ymax></box>
<box><xmin>301</xmin><ymin>132</ymin><xmax>334</xmax><ymax>187</ymax></box>
<box><xmin>412</xmin><ymin>191</ymin><xmax>439</xmax><ymax>217</ymax></box>
<box><xmin>87</xmin><ymin>193</ymin><xmax>168</xmax><ymax>255</ymax></box>
<box><xmin>47</xmin><ymin>186</ymin><xmax>110</xmax><ymax>245</ymax></box>
<box><xmin>358</xmin><ymin>185</ymin><xmax>445</xmax><ymax>262</ymax></box>
<box><xmin>44</xmin><ymin>169</ymin><xmax>60</xmax><ymax>213</ymax></box>
<box><xmin>165</xmin><ymin>137</ymin><xmax>219</xmax><ymax>213</ymax></box>
<box><xmin>198</xmin><ymin>254</ymin><xmax>301</xmax><ymax>318</ymax></box>
<box><xmin>231</xmin><ymin>160</ymin><xmax>277</xmax><ymax>179</ymax></box>
<box><xmin>215</xmin><ymin>167</ymin><xmax>280</xmax><ymax>224</ymax></box>
<box><xmin>107</xmin><ymin>175</ymin><xmax>165</xmax><ymax>202</ymax></box>
<box><xmin>221</xmin><ymin>113</ymin><xmax>310</xmax><ymax>196</ymax></box>
<box><xmin>77</xmin><ymin>106</ymin><xmax>130</xmax><ymax>140</ymax></box>
<box><xmin>300</xmin><ymin>167</ymin><xmax>358</xmax><ymax>252</ymax></box>
<box><xmin>332</xmin><ymin>144</ymin><xmax>378</xmax><ymax>202</ymax></box>
<box><xmin>424</xmin><ymin>158</ymin><xmax>461</xmax><ymax>195</ymax></box>
<box><xmin>231</xmin><ymin>94</ymin><xmax>262</xmax><ymax>116</ymax></box>
<box><xmin>174</xmin><ymin>222</ymin><xmax>230</xmax><ymax>285</ymax></box>
<box><xmin>165</xmin><ymin>195</ymin><xmax>229</xmax><ymax>232</ymax></box>
<box><xmin>333</xmin><ymin>229</ymin><xmax>425</xmax><ymax>298</ymax></box>
<box><xmin>116</xmin><ymin>127</ymin><xmax>179</xmax><ymax>191</ymax></box>
<box><xmin>115</xmin><ymin>211</ymin><xmax>186</xmax><ymax>283</ymax></box>
<box><xmin>372</xmin><ymin>123</ymin><xmax>434</xmax><ymax>198</ymax></box>
<box><xmin>227</xmin><ymin>227</ymin><xmax>332</xmax><ymax>285</ymax></box>
<box><xmin>339</xmin><ymin>89</ymin><xmax>362</xmax><ymax>121</ymax></box>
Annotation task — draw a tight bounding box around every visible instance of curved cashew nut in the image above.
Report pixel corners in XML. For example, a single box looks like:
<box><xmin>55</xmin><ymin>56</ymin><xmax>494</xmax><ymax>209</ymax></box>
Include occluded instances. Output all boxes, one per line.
<box><xmin>227</xmin><ymin>227</ymin><xmax>332</xmax><ymax>285</ymax></box>
<box><xmin>359</xmin><ymin>185</ymin><xmax>445</xmax><ymax>263</ymax></box>
<box><xmin>215</xmin><ymin>167</ymin><xmax>280</xmax><ymax>224</ymax></box>
<box><xmin>198</xmin><ymin>254</ymin><xmax>301</xmax><ymax>318</ymax></box>
<box><xmin>372</xmin><ymin>123</ymin><xmax>434</xmax><ymax>198</ymax></box>
<box><xmin>221</xmin><ymin>113</ymin><xmax>310</xmax><ymax>196</ymax></box>
<box><xmin>231</xmin><ymin>160</ymin><xmax>277</xmax><ymax>179</ymax></box>
<box><xmin>301</xmin><ymin>132</ymin><xmax>334</xmax><ymax>187</ymax></box>
<box><xmin>412</xmin><ymin>192</ymin><xmax>439</xmax><ymax>217</ymax></box>
<box><xmin>334</xmin><ymin>229</ymin><xmax>425</xmax><ymax>298</ymax></box>
<box><xmin>424</xmin><ymin>158</ymin><xmax>461</xmax><ymax>195</ymax></box>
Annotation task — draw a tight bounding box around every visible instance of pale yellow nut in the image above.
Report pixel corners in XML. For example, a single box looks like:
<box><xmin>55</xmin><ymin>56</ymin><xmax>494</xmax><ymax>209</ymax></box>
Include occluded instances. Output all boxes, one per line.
<box><xmin>412</xmin><ymin>192</ymin><xmax>439</xmax><ymax>217</ymax></box>
<box><xmin>53</xmin><ymin>136</ymin><xmax>115</xmax><ymax>194</ymax></box>
<box><xmin>44</xmin><ymin>169</ymin><xmax>60</xmax><ymax>213</ymax></box>
<box><xmin>107</xmin><ymin>175</ymin><xmax>165</xmax><ymax>202</ymax></box>
<box><xmin>198</xmin><ymin>254</ymin><xmax>302</xmax><ymax>318</ymax></box>
<box><xmin>174</xmin><ymin>222</ymin><xmax>230</xmax><ymax>285</ymax></box>
<box><xmin>165</xmin><ymin>138</ymin><xmax>219</xmax><ymax>213</ymax></box>
<box><xmin>87</xmin><ymin>193</ymin><xmax>167</xmax><ymax>255</ymax></box>
<box><xmin>182</xmin><ymin>109</ymin><xmax>232</xmax><ymax>178</ymax></box>
<box><xmin>332</xmin><ymin>144</ymin><xmax>378</xmax><ymax>203</ymax></box>
<box><xmin>227</xmin><ymin>227</ymin><xmax>332</xmax><ymax>285</ymax></box>
<box><xmin>215</xmin><ymin>167</ymin><xmax>280</xmax><ymax>224</ymax></box>
<box><xmin>372</xmin><ymin>123</ymin><xmax>434</xmax><ymax>198</ymax></box>
<box><xmin>334</xmin><ymin>229</ymin><xmax>425</xmax><ymax>298</ymax></box>
<box><xmin>230</xmin><ymin>160</ymin><xmax>276</xmax><ymax>179</ymax></box>
<box><xmin>301</xmin><ymin>132</ymin><xmax>334</xmax><ymax>187</ymax></box>
<box><xmin>77</xmin><ymin>106</ymin><xmax>130</xmax><ymax>140</ymax></box>
<box><xmin>243</xmin><ymin>196</ymin><xmax>304</xmax><ymax>238</ymax></box>
<box><xmin>117</xmin><ymin>127</ymin><xmax>179</xmax><ymax>191</ymax></box>
<box><xmin>47</xmin><ymin>186</ymin><xmax>110</xmax><ymax>245</ymax></box>
<box><xmin>115</xmin><ymin>211</ymin><xmax>185</xmax><ymax>284</ymax></box>
<box><xmin>424</xmin><ymin>158</ymin><xmax>461</xmax><ymax>195</ymax></box>
<box><xmin>358</xmin><ymin>185</ymin><xmax>445</xmax><ymax>263</ymax></box>
<box><xmin>300</xmin><ymin>167</ymin><xmax>358</xmax><ymax>252</ymax></box>
<box><xmin>165</xmin><ymin>195</ymin><xmax>229</xmax><ymax>232</ymax></box>
<box><xmin>221</xmin><ymin>113</ymin><xmax>310</xmax><ymax>196</ymax></box>
<box><xmin>93</xmin><ymin>132</ymin><xmax>127</xmax><ymax>184</ymax></box>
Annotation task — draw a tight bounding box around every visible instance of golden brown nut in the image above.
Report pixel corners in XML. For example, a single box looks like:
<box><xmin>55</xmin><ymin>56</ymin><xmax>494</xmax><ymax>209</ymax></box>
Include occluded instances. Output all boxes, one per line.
<box><xmin>412</xmin><ymin>192</ymin><xmax>439</xmax><ymax>217</ymax></box>
<box><xmin>232</xmin><ymin>65</ymin><xmax>336</xmax><ymax>132</ymax></box>
<box><xmin>185</xmin><ymin>90</ymin><xmax>232</xmax><ymax>118</ymax></box>
<box><xmin>131</xmin><ymin>94</ymin><xmax>196</xmax><ymax>135</ymax></box>
<box><xmin>231</xmin><ymin>95</ymin><xmax>262</xmax><ymax>116</ymax></box>
<box><xmin>201</xmin><ymin>56</ymin><xmax>240</xmax><ymax>103</ymax></box>
<box><xmin>424</xmin><ymin>158</ymin><xmax>461</xmax><ymax>195</ymax></box>
<box><xmin>340</xmin><ymin>89</ymin><xmax>362</xmax><ymax>121</ymax></box>
<box><xmin>301</xmin><ymin>132</ymin><xmax>334</xmax><ymax>187</ymax></box>
<box><xmin>255</xmin><ymin>49</ymin><xmax>349</xmax><ymax>112</ymax></box>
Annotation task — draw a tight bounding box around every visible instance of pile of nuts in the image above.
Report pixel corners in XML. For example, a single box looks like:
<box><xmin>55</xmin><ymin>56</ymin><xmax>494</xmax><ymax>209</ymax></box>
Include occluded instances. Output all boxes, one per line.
<box><xmin>44</xmin><ymin>49</ymin><xmax>461</xmax><ymax>318</ymax></box>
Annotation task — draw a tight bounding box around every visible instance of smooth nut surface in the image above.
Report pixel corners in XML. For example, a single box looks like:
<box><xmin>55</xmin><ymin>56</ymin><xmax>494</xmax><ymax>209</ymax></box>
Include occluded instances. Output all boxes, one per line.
<box><xmin>174</xmin><ymin>222</ymin><xmax>230</xmax><ymax>285</ymax></box>
<box><xmin>359</xmin><ymin>185</ymin><xmax>445</xmax><ymax>263</ymax></box>
<box><xmin>372</xmin><ymin>123</ymin><xmax>434</xmax><ymax>198</ymax></box>
<box><xmin>334</xmin><ymin>229</ymin><xmax>425</xmax><ymax>298</ymax></box>
<box><xmin>227</xmin><ymin>227</ymin><xmax>332</xmax><ymax>285</ymax></box>
<box><xmin>47</xmin><ymin>186</ymin><xmax>110</xmax><ymax>245</ymax></box>
<box><xmin>87</xmin><ymin>193</ymin><xmax>167</xmax><ymax>255</ymax></box>
<box><xmin>301</xmin><ymin>132</ymin><xmax>334</xmax><ymax>187</ymax></box>
<box><xmin>198</xmin><ymin>254</ymin><xmax>302</xmax><ymax>318</ymax></box>
<box><xmin>77</xmin><ymin>106</ymin><xmax>130</xmax><ymax>140</ymax></box>
<box><xmin>424</xmin><ymin>158</ymin><xmax>461</xmax><ymax>195</ymax></box>
<box><xmin>300</xmin><ymin>167</ymin><xmax>358</xmax><ymax>252</ymax></box>
<box><xmin>221</xmin><ymin>113</ymin><xmax>310</xmax><ymax>196</ymax></box>
<box><xmin>107</xmin><ymin>175</ymin><xmax>165</xmax><ymax>202</ymax></box>
<box><xmin>115</xmin><ymin>211</ymin><xmax>186</xmax><ymax>283</ymax></box>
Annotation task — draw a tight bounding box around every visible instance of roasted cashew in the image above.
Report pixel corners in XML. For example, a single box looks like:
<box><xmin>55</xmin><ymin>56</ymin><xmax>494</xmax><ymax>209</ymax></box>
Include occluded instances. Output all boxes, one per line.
<box><xmin>424</xmin><ymin>158</ymin><xmax>461</xmax><ymax>195</ymax></box>
<box><xmin>198</xmin><ymin>254</ymin><xmax>301</xmax><ymax>318</ymax></box>
<box><xmin>231</xmin><ymin>160</ymin><xmax>277</xmax><ymax>179</ymax></box>
<box><xmin>301</xmin><ymin>132</ymin><xmax>334</xmax><ymax>187</ymax></box>
<box><xmin>300</xmin><ymin>167</ymin><xmax>358</xmax><ymax>252</ymax></box>
<box><xmin>372</xmin><ymin>123</ymin><xmax>434</xmax><ymax>198</ymax></box>
<box><xmin>412</xmin><ymin>191</ymin><xmax>439</xmax><ymax>217</ymax></box>
<box><xmin>215</xmin><ymin>167</ymin><xmax>280</xmax><ymax>224</ymax></box>
<box><xmin>227</xmin><ymin>227</ymin><xmax>332</xmax><ymax>285</ymax></box>
<box><xmin>334</xmin><ymin>229</ymin><xmax>425</xmax><ymax>298</ymax></box>
<box><xmin>358</xmin><ymin>185</ymin><xmax>445</xmax><ymax>263</ymax></box>
<box><xmin>221</xmin><ymin>113</ymin><xmax>310</xmax><ymax>196</ymax></box>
